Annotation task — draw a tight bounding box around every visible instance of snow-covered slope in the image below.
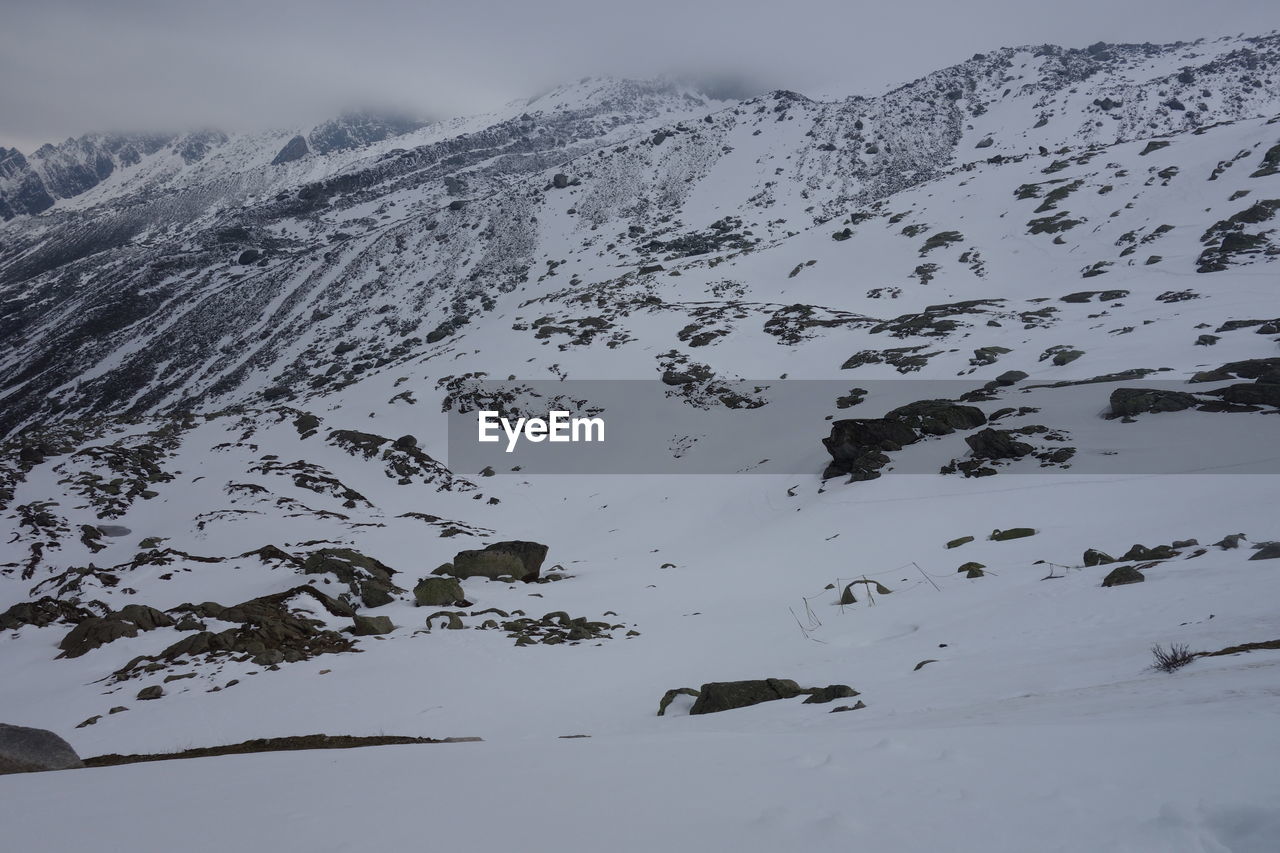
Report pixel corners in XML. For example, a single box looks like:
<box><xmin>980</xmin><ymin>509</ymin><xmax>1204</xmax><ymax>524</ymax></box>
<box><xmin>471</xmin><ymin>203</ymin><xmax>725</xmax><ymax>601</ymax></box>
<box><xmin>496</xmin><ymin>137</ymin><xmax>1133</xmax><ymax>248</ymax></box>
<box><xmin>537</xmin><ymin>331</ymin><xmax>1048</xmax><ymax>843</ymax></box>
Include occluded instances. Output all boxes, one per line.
<box><xmin>2</xmin><ymin>31</ymin><xmax>1279</xmax><ymax>853</ymax></box>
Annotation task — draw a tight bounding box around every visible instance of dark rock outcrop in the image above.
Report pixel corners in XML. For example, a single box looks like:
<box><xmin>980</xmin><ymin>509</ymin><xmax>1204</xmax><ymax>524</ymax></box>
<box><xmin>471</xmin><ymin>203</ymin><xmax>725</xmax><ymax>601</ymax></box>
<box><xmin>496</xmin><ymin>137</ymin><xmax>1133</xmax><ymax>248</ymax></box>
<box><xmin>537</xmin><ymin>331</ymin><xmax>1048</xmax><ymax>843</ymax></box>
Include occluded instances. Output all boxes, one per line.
<box><xmin>1108</xmin><ymin>388</ymin><xmax>1199</xmax><ymax>417</ymax></box>
<box><xmin>965</xmin><ymin>428</ymin><xmax>1033</xmax><ymax>460</ymax></box>
<box><xmin>302</xmin><ymin>548</ymin><xmax>401</xmax><ymax>607</ymax></box>
<box><xmin>58</xmin><ymin>617</ymin><xmax>139</xmax><ymax>658</ymax></box>
<box><xmin>271</xmin><ymin>135</ymin><xmax>310</xmax><ymax>165</ymax></box>
<box><xmin>823</xmin><ymin>400</ymin><xmax>986</xmax><ymax>480</ymax></box>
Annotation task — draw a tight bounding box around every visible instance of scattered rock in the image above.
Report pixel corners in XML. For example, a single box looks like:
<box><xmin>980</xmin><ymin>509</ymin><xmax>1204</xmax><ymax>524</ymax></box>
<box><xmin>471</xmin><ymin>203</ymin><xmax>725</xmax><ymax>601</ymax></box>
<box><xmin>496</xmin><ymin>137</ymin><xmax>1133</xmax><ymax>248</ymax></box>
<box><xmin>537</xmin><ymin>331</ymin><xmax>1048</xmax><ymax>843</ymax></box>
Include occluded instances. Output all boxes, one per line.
<box><xmin>946</xmin><ymin>536</ymin><xmax>975</xmax><ymax>549</ymax></box>
<box><xmin>830</xmin><ymin>701</ymin><xmax>867</xmax><ymax>713</ymax></box>
<box><xmin>801</xmin><ymin>685</ymin><xmax>859</xmax><ymax>704</ymax></box>
<box><xmin>136</xmin><ymin>685</ymin><xmax>164</xmax><ymax>701</ymax></box>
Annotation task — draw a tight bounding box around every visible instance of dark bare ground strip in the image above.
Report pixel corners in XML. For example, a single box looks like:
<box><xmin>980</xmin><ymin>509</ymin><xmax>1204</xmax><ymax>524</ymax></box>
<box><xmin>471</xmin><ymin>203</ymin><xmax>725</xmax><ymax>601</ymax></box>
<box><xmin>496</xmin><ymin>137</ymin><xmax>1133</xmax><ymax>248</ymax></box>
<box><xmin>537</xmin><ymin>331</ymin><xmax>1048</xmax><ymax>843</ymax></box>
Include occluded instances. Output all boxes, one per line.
<box><xmin>1197</xmin><ymin>639</ymin><xmax>1280</xmax><ymax>658</ymax></box>
<box><xmin>84</xmin><ymin>733</ymin><xmax>482</xmax><ymax>767</ymax></box>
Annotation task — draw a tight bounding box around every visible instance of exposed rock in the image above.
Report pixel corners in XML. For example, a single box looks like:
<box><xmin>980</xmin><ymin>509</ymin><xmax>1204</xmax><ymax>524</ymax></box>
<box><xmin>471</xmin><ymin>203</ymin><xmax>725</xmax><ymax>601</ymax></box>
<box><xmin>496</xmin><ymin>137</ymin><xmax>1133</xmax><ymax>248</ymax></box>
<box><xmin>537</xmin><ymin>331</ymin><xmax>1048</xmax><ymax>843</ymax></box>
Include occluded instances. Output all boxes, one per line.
<box><xmin>990</xmin><ymin>528</ymin><xmax>1036</xmax><ymax>541</ymax></box>
<box><xmin>957</xmin><ymin>562</ymin><xmax>986</xmax><ymax>578</ymax></box>
<box><xmin>352</xmin><ymin>615</ymin><xmax>395</xmax><ymax>635</ymax></box>
<box><xmin>1212</xmin><ymin>383</ymin><xmax>1280</xmax><ymax>407</ymax></box>
<box><xmin>1190</xmin><ymin>358</ymin><xmax>1280</xmax><ymax>384</ymax></box>
<box><xmin>830</xmin><ymin>701</ymin><xmax>867</xmax><ymax>713</ymax></box>
<box><xmin>823</xmin><ymin>400</ymin><xmax>985</xmax><ymax>480</ymax></box>
<box><xmin>271</xmin><ymin>135</ymin><xmax>310</xmax><ymax>165</ymax></box>
<box><xmin>885</xmin><ymin>400</ymin><xmax>987</xmax><ymax>435</ymax></box>
<box><xmin>1108</xmin><ymin>388</ymin><xmax>1199</xmax><ymax>418</ymax></box>
<box><xmin>965</xmin><ymin>428</ymin><xmax>1033</xmax><ymax>460</ymax></box>
<box><xmin>115</xmin><ymin>604</ymin><xmax>174</xmax><ymax>631</ymax></box>
<box><xmin>450</xmin><ymin>541</ymin><xmax>549</xmax><ymax>582</ymax></box>
<box><xmin>124</xmin><ymin>587</ymin><xmax>357</xmax><ymax>672</ymax></box>
<box><xmin>689</xmin><ymin>679</ymin><xmax>804</xmax><ymax>715</ymax></box>
<box><xmin>656</xmin><ymin>687</ymin><xmax>701</xmax><ymax>716</ymax></box>
<box><xmin>136</xmin><ymin>685</ymin><xmax>164</xmax><ymax>700</ymax></box>
<box><xmin>1102</xmin><ymin>566</ymin><xmax>1145</xmax><ymax>587</ymax></box>
<box><xmin>0</xmin><ymin>597</ymin><xmax>101</xmax><ymax>631</ymax></box>
<box><xmin>821</xmin><ymin>418</ymin><xmax>917</xmax><ymax>480</ymax></box>
<box><xmin>413</xmin><ymin>577</ymin><xmax>468</xmax><ymax>607</ymax></box>
<box><xmin>58</xmin><ymin>617</ymin><xmax>139</xmax><ymax>659</ymax></box>
<box><xmin>0</xmin><ymin>723</ymin><xmax>83</xmax><ymax>775</ymax></box>
<box><xmin>1215</xmin><ymin>533</ymin><xmax>1247</xmax><ymax>549</ymax></box>
<box><xmin>946</xmin><ymin>536</ymin><xmax>975</xmax><ymax>549</ymax></box>
<box><xmin>302</xmin><ymin>548</ymin><xmax>401</xmax><ymax>608</ymax></box>
<box><xmin>1249</xmin><ymin>543</ymin><xmax>1280</xmax><ymax>561</ymax></box>
<box><xmin>1083</xmin><ymin>549</ymin><xmax>1115</xmax><ymax>566</ymax></box>
<box><xmin>1121</xmin><ymin>544</ymin><xmax>1176</xmax><ymax>561</ymax></box>
<box><xmin>992</xmin><ymin>370</ymin><xmax>1029</xmax><ymax>387</ymax></box>
<box><xmin>801</xmin><ymin>685</ymin><xmax>859</xmax><ymax>704</ymax></box>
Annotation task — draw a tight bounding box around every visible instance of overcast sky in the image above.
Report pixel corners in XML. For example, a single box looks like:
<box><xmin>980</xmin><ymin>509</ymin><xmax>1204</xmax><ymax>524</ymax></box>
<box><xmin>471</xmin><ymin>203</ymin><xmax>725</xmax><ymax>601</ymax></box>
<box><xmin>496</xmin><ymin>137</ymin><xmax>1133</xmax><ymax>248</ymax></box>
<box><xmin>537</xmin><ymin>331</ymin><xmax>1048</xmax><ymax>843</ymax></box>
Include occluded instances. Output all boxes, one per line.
<box><xmin>2</xmin><ymin>0</ymin><xmax>1278</xmax><ymax>152</ymax></box>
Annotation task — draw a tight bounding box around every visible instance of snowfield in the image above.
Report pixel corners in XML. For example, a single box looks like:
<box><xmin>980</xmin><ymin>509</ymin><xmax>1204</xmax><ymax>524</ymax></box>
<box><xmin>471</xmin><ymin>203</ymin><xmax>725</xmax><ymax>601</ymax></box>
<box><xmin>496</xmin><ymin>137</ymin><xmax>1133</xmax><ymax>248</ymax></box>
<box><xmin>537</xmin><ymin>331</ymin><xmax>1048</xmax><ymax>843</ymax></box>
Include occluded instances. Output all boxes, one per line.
<box><xmin>2</xmin><ymin>30</ymin><xmax>1280</xmax><ymax>853</ymax></box>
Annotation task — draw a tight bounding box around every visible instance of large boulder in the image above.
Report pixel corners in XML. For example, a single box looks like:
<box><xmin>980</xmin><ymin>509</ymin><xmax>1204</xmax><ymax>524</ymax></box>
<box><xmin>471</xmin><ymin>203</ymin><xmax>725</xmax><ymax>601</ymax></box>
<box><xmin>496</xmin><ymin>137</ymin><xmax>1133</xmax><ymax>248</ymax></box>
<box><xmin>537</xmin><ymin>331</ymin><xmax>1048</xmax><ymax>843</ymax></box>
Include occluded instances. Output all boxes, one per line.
<box><xmin>1249</xmin><ymin>542</ymin><xmax>1280</xmax><ymax>561</ymax></box>
<box><xmin>689</xmin><ymin>679</ymin><xmax>804</xmax><ymax>715</ymax></box>
<box><xmin>352</xmin><ymin>615</ymin><xmax>395</xmax><ymax>636</ymax></box>
<box><xmin>450</xmin><ymin>541</ymin><xmax>549</xmax><ymax>582</ymax></box>
<box><xmin>413</xmin><ymin>577</ymin><xmax>468</xmax><ymax>607</ymax></box>
<box><xmin>1102</xmin><ymin>566</ymin><xmax>1145</xmax><ymax>587</ymax></box>
<box><xmin>1108</xmin><ymin>388</ymin><xmax>1198</xmax><ymax>418</ymax></box>
<box><xmin>0</xmin><ymin>723</ymin><xmax>83</xmax><ymax>774</ymax></box>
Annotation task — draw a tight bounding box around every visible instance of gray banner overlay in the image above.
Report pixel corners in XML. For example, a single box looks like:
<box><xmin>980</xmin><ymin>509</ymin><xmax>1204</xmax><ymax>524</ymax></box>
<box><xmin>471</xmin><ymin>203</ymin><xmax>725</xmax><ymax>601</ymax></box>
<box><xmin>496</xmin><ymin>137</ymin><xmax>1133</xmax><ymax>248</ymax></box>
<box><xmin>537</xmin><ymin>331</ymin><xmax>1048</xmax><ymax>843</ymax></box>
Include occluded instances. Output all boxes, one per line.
<box><xmin>444</xmin><ymin>379</ymin><xmax>1280</xmax><ymax>476</ymax></box>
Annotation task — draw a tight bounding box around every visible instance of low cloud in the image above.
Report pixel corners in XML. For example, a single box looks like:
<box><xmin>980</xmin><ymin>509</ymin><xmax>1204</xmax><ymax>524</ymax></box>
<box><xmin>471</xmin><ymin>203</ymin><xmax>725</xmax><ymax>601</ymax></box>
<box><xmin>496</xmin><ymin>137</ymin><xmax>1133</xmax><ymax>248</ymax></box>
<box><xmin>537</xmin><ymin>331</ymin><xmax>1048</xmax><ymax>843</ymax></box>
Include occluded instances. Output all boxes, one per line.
<box><xmin>1</xmin><ymin>0</ymin><xmax>1277</xmax><ymax>151</ymax></box>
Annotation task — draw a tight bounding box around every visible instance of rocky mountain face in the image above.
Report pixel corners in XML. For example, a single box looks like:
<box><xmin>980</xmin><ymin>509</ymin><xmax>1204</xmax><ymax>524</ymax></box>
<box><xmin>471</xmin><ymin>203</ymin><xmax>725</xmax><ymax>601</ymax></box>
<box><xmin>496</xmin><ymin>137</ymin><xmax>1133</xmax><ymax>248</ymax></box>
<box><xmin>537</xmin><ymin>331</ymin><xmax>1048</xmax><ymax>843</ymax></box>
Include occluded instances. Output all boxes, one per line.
<box><xmin>1</xmin><ymin>32</ymin><xmax>1279</xmax><ymax>846</ymax></box>
<box><xmin>2</xmin><ymin>36</ymin><xmax>1278</xmax><ymax>436</ymax></box>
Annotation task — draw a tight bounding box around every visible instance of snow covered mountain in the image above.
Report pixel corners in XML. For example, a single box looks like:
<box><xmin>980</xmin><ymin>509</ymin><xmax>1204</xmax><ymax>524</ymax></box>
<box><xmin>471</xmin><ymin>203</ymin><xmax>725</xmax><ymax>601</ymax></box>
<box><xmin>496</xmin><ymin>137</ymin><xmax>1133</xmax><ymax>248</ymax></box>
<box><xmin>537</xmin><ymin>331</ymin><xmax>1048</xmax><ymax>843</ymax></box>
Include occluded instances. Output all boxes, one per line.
<box><xmin>2</xmin><ymin>31</ymin><xmax>1279</xmax><ymax>853</ymax></box>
